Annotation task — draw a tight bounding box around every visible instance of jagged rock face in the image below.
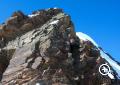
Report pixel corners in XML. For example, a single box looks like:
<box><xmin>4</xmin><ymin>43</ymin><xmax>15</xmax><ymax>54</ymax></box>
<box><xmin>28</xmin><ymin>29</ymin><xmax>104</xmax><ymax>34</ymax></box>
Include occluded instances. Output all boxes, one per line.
<box><xmin>0</xmin><ymin>8</ymin><xmax>119</xmax><ymax>85</ymax></box>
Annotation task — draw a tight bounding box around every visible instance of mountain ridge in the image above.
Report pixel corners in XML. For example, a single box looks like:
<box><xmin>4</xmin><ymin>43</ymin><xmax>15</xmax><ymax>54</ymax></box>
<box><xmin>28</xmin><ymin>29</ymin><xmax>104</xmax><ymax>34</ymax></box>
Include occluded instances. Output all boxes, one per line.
<box><xmin>0</xmin><ymin>8</ymin><xmax>120</xmax><ymax>85</ymax></box>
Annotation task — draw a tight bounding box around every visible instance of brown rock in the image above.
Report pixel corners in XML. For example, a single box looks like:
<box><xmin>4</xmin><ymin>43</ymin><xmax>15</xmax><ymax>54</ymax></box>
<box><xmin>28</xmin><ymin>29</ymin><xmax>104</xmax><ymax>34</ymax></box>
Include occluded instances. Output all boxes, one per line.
<box><xmin>0</xmin><ymin>8</ymin><xmax>119</xmax><ymax>85</ymax></box>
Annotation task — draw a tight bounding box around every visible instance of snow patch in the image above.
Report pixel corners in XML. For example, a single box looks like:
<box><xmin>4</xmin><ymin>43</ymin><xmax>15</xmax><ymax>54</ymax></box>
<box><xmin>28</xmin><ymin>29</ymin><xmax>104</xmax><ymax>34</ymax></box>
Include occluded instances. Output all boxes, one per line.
<box><xmin>76</xmin><ymin>32</ymin><xmax>98</xmax><ymax>46</ymax></box>
<box><xmin>36</xmin><ymin>83</ymin><xmax>40</xmax><ymax>85</ymax></box>
<box><xmin>54</xmin><ymin>7</ymin><xmax>58</xmax><ymax>9</ymax></box>
<box><xmin>28</xmin><ymin>13</ymin><xmax>39</xmax><ymax>18</ymax></box>
<box><xmin>50</xmin><ymin>20</ymin><xmax>59</xmax><ymax>25</ymax></box>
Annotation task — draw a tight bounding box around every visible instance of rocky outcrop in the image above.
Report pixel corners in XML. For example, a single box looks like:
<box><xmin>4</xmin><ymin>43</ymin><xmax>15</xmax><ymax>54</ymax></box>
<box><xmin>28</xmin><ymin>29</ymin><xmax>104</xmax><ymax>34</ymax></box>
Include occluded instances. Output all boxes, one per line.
<box><xmin>0</xmin><ymin>8</ymin><xmax>120</xmax><ymax>85</ymax></box>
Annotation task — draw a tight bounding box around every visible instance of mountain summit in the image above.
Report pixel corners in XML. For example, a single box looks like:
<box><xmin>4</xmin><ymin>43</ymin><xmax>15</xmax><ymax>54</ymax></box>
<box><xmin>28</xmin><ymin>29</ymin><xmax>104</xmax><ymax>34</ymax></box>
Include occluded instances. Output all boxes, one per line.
<box><xmin>0</xmin><ymin>8</ymin><xmax>120</xmax><ymax>85</ymax></box>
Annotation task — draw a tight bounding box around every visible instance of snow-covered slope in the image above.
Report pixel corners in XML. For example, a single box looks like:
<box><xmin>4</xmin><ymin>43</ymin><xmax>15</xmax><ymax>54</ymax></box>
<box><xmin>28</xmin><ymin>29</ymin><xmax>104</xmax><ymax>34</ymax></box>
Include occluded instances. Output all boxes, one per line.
<box><xmin>76</xmin><ymin>32</ymin><xmax>98</xmax><ymax>47</ymax></box>
<box><xmin>76</xmin><ymin>32</ymin><xmax>120</xmax><ymax>78</ymax></box>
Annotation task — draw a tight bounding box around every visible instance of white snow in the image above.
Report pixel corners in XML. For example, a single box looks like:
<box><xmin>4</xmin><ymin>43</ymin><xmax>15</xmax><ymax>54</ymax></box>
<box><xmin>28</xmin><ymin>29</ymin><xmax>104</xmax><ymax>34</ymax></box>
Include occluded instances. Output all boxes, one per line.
<box><xmin>76</xmin><ymin>32</ymin><xmax>98</xmax><ymax>46</ymax></box>
<box><xmin>36</xmin><ymin>83</ymin><xmax>40</xmax><ymax>85</ymax></box>
<box><xmin>54</xmin><ymin>7</ymin><xmax>58</xmax><ymax>9</ymax></box>
<box><xmin>76</xmin><ymin>32</ymin><xmax>120</xmax><ymax>78</ymax></box>
<box><xmin>28</xmin><ymin>13</ymin><xmax>39</xmax><ymax>17</ymax></box>
<box><xmin>50</xmin><ymin>20</ymin><xmax>59</xmax><ymax>25</ymax></box>
<box><xmin>100</xmin><ymin>50</ymin><xmax>120</xmax><ymax>77</ymax></box>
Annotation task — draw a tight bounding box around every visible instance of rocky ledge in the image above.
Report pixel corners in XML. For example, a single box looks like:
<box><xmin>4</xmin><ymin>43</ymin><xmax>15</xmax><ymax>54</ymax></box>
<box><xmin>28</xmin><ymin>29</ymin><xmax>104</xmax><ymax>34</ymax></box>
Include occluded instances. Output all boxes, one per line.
<box><xmin>0</xmin><ymin>8</ymin><xmax>120</xmax><ymax>85</ymax></box>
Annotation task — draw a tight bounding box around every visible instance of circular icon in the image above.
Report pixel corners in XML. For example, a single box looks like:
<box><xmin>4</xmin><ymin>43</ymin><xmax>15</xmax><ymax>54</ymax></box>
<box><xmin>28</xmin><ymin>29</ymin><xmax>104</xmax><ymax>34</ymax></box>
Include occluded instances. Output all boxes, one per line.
<box><xmin>99</xmin><ymin>63</ymin><xmax>110</xmax><ymax>76</ymax></box>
